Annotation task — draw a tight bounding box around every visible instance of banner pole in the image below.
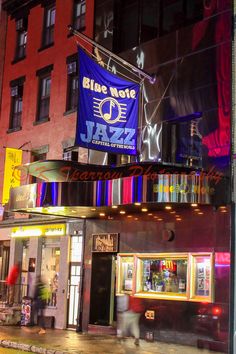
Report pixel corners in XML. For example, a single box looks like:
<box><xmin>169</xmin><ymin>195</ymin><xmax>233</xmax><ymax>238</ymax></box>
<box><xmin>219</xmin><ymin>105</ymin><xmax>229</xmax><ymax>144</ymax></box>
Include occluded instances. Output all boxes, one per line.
<box><xmin>68</xmin><ymin>25</ymin><xmax>156</xmax><ymax>84</ymax></box>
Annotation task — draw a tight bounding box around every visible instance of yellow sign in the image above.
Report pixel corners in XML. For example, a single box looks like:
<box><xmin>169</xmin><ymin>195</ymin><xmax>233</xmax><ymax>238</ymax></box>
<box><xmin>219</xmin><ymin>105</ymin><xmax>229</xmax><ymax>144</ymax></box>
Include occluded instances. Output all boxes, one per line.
<box><xmin>11</xmin><ymin>224</ymin><xmax>66</xmax><ymax>238</ymax></box>
<box><xmin>2</xmin><ymin>148</ymin><xmax>22</xmax><ymax>205</ymax></box>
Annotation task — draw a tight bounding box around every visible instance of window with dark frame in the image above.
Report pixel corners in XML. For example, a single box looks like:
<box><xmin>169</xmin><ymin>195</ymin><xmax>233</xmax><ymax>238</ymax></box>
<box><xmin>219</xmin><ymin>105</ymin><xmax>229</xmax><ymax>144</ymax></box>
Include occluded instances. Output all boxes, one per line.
<box><xmin>15</xmin><ymin>18</ymin><xmax>28</xmax><ymax>61</ymax></box>
<box><xmin>36</xmin><ymin>65</ymin><xmax>53</xmax><ymax>122</ymax></box>
<box><xmin>9</xmin><ymin>78</ymin><xmax>25</xmax><ymax>131</ymax></box>
<box><xmin>66</xmin><ymin>55</ymin><xmax>78</xmax><ymax>112</ymax></box>
<box><xmin>30</xmin><ymin>151</ymin><xmax>47</xmax><ymax>183</ymax></box>
<box><xmin>112</xmin><ymin>0</ymin><xmax>203</xmax><ymax>53</ymax></box>
<box><xmin>42</xmin><ymin>3</ymin><xmax>56</xmax><ymax>47</ymax></box>
<box><xmin>73</xmin><ymin>0</ymin><xmax>86</xmax><ymax>31</ymax></box>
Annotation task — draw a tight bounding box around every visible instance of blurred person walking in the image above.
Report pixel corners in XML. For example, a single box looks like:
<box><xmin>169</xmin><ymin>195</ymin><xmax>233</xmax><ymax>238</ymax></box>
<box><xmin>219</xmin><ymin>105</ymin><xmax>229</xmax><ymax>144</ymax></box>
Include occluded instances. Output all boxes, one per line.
<box><xmin>117</xmin><ymin>293</ymin><xmax>129</xmax><ymax>341</ymax></box>
<box><xmin>117</xmin><ymin>294</ymin><xmax>144</xmax><ymax>346</ymax></box>
<box><xmin>33</xmin><ymin>277</ymin><xmax>50</xmax><ymax>334</ymax></box>
<box><xmin>6</xmin><ymin>262</ymin><xmax>20</xmax><ymax>306</ymax></box>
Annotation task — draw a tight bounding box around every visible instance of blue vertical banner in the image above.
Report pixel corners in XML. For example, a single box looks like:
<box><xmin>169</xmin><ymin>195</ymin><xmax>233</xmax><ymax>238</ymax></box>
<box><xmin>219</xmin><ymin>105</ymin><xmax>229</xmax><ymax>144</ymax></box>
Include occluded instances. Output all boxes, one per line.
<box><xmin>75</xmin><ymin>48</ymin><xmax>140</xmax><ymax>155</ymax></box>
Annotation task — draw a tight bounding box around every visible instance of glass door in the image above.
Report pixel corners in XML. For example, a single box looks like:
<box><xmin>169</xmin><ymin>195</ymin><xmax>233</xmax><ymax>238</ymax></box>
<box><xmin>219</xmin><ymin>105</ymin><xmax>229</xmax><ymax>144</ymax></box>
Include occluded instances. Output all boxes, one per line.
<box><xmin>67</xmin><ymin>235</ymin><xmax>83</xmax><ymax>328</ymax></box>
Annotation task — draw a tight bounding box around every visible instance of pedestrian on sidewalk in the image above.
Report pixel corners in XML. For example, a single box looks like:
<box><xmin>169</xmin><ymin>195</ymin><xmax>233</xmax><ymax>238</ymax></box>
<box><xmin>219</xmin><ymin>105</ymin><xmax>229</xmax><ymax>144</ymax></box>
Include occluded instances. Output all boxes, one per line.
<box><xmin>6</xmin><ymin>262</ymin><xmax>20</xmax><ymax>306</ymax></box>
<box><xmin>117</xmin><ymin>294</ymin><xmax>144</xmax><ymax>346</ymax></box>
<box><xmin>116</xmin><ymin>293</ymin><xmax>129</xmax><ymax>340</ymax></box>
<box><xmin>33</xmin><ymin>276</ymin><xmax>50</xmax><ymax>335</ymax></box>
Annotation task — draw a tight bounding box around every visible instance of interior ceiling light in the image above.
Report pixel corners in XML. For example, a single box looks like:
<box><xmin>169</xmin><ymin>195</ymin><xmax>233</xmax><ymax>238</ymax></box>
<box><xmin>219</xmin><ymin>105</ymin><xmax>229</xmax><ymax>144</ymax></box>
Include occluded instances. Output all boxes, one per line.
<box><xmin>127</xmin><ymin>215</ymin><xmax>132</xmax><ymax>218</ymax></box>
<box><xmin>176</xmin><ymin>218</ymin><xmax>182</xmax><ymax>221</ymax></box>
<box><xmin>157</xmin><ymin>218</ymin><xmax>163</xmax><ymax>221</ymax></box>
<box><xmin>81</xmin><ymin>215</ymin><xmax>86</xmax><ymax>218</ymax></box>
<box><xmin>120</xmin><ymin>210</ymin><xmax>126</xmax><ymax>214</ymax></box>
<box><xmin>141</xmin><ymin>208</ymin><xmax>148</xmax><ymax>212</ymax></box>
<box><xmin>134</xmin><ymin>202</ymin><xmax>141</xmax><ymax>206</ymax></box>
<box><xmin>148</xmin><ymin>213</ymin><xmax>153</xmax><ymax>216</ymax></box>
<box><xmin>91</xmin><ymin>208</ymin><xmax>96</xmax><ymax>211</ymax></box>
<box><xmin>191</xmin><ymin>203</ymin><xmax>198</xmax><ymax>207</ymax></box>
<box><xmin>194</xmin><ymin>209</ymin><xmax>200</xmax><ymax>212</ymax></box>
<box><xmin>99</xmin><ymin>213</ymin><xmax>105</xmax><ymax>216</ymax></box>
<box><xmin>112</xmin><ymin>205</ymin><xmax>118</xmax><ymax>209</ymax></box>
<box><xmin>165</xmin><ymin>206</ymin><xmax>172</xmax><ymax>210</ymax></box>
<box><xmin>198</xmin><ymin>212</ymin><xmax>203</xmax><ymax>215</ymax></box>
<box><xmin>219</xmin><ymin>206</ymin><xmax>226</xmax><ymax>209</ymax></box>
<box><xmin>220</xmin><ymin>210</ymin><xmax>227</xmax><ymax>213</ymax></box>
<box><xmin>134</xmin><ymin>217</ymin><xmax>138</xmax><ymax>220</ymax></box>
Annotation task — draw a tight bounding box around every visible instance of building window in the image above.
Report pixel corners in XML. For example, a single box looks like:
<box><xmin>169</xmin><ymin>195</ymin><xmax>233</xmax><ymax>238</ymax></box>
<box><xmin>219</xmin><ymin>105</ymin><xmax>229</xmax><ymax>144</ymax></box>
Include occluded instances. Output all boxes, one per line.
<box><xmin>36</xmin><ymin>65</ymin><xmax>53</xmax><ymax>122</ymax></box>
<box><xmin>9</xmin><ymin>77</ymin><xmax>25</xmax><ymax>130</ymax></box>
<box><xmin>30</xmin><ymin>146</ymin><xmax>48</xmax><ymax>183</ymax></box>
<box><xmin>42</xmin><ymin>3</ymin><xmax>56</xmax><ymax>47</ymax></box>
<box><xmin>73</xmin><ymin>0</ymin><xmax>86</xmax><ymax>31</ymax></box>
<box><xmin>112</xmin><ymin>0</ymin><xmax>203</xmax><ymax>53</ymax></box>
<box><xmin>66</xmin><ymin>56</ymin><xmax>78</xmax><ymax>112</ymax></box>
<box><xmin>41</xmin><ymin>238</ymin><xmax>60</xmax><ymax>307</ymax></box>
<box><xmin>63</xmin><ymin>148</ymin><xmax>78</xmax><ymax>162</ymax></box>
<box><xmin>15</xmin><ymin>18</ymin><xmax>28</xmax><ymax>61</ymax></box>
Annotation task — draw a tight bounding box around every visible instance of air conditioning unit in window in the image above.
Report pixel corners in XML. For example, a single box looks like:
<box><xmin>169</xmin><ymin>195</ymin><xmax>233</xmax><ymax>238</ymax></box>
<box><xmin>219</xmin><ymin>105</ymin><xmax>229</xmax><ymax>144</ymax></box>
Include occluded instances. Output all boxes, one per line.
<box><xmin>63</xmin><ymin>150</ymin><xmax>78</xmax><ymax>161</ymax></box>
<box><xmin>67</xmin><ymin>62</ymin><xmax>77</xmax><ymax>74</ymax></box>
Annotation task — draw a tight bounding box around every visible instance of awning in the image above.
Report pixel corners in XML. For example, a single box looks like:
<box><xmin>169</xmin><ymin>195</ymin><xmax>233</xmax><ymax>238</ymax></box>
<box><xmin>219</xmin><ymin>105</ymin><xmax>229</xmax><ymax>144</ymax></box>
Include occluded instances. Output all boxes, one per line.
<box><xmin>9</xmin><ymin>161</ymin><xmax>229</xmax><ymax>218</ymax></box>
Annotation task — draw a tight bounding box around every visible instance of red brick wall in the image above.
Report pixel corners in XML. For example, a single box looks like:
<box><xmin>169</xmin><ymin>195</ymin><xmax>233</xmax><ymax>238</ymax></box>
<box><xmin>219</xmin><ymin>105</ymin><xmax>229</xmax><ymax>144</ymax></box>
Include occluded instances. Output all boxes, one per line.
<box><xmin>0</xmin><ymin>0</ymin><xmax>94</xmax><ymax>201</ymax></box>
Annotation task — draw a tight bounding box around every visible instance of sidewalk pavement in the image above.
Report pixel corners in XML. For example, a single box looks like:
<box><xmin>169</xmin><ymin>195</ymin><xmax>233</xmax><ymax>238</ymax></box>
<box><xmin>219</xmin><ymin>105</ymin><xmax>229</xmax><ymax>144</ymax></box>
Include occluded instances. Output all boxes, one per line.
<box><xmin>0</xmin><ymin>325</ymin><xmax>224</xmax><ymax>354</ymax></box>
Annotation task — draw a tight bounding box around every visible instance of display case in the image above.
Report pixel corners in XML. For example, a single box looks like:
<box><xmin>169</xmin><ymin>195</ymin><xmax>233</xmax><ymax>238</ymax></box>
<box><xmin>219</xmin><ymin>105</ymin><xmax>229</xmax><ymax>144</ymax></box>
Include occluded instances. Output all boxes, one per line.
<box><xmin>190</xmin><ymin>253</ymin><xmax>214</xmax><ymax>301</ymax></box>
<box><xmin>117</xmin><ymin>252</ymin><xmax>214</xmax><ymax>302</ymax></box>
<box><xmin>117</xmin><ymin>254</ymin><xmax>134</xmax><ymax>294</ymax></box>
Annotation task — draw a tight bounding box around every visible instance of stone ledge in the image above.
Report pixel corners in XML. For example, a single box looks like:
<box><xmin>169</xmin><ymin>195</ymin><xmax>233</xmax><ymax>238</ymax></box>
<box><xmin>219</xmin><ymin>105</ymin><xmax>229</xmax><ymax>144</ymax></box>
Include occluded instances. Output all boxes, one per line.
<box><xmin>0</xmin><ymin>338</ymin><xmax>69</xmax><ymax>354</ymax></box>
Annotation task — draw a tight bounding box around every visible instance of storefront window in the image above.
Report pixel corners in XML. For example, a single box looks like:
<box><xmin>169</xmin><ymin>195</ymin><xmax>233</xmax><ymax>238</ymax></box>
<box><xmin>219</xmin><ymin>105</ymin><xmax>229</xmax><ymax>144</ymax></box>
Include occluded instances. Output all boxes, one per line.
<box><xmin>117</xmin><ymin>255</ymin><xmax>134</xmax><ymax>293</ymax></box>
<box><xmin>117</xmin><ymin>253</ymin><xmax>214</xmax><ymax>302</ymax></box>
<box><xmin>41</xmin><ymin>238</ymin><xmax>60</xmax><ymax>307</ymax></box>
<box><xmin>190</xmin><ymin>254</ymin><xmax>213</xmax><ymax>300</ymax></box>
<box><xmin>137</xmin><ymin>257</ymin><xmax>188</xmax><ymax>295</ymax></box>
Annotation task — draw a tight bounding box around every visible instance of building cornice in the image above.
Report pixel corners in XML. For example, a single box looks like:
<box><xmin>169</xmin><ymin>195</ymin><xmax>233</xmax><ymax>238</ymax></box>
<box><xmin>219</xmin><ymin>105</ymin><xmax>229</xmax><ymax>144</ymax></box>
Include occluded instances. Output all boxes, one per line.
<box><xmin>2</xmin><ymin>0</ymin><xmax>40</xmax><ymax>18</ymax></box>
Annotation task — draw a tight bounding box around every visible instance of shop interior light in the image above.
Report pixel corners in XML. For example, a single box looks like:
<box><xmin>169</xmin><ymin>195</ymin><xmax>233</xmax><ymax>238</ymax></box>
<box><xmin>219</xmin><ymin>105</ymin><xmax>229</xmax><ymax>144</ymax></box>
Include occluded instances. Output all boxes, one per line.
<box><xmin>191</xmin><ymin>203</ymin><xmax>198</xmax><ymax>207</ymax></box>
<box><xmin>127</xmin><ymin>215</ymin><xmax>132</xmax><ymax>218</ymax></box>
<box><xmin>148</xmin><ymin>213</ymin><xmax>153</xmax><ymax>216</ymax></box>
<box><xmin>165</xmin><ymin>206</ymin><xmax>172</xmax><ymax>210</ymax></box>
<box><xmin>120</xmin><ymin>210</ymin><xmax>126</xmax><ymax>214</ymax></box>
<box><xmin>170</xmin><ymin>211</ymin><xmax>176</xmax><ymax>214</ymax></box>
<box><xmin>134</xmin><ymin>202</ymin><xmax>141</xmax><ymax>206</ymax></box>
<box><xmin>194</xmin><ymin>208</ymin><xmax>200</xmax><ymax>212</ymax></box>
<box><xmin>11</xmin><ymin>229</ymin><xmax>42</xmax><ymax>237</ymax></box>
<box><xmin>112</xmin><ymin>205</ymin><xmax>118</xmax><ymax>209</ymax></box>
<box><xmin>219</xmin><ymin>206</ymin><xmax>226</xmax><ymax>209</ymax></box>
<box><xmin>141</xmin><ymin>208</ymin><xmax>148</xmax><ymax>212</ymax></box>
<box><xmin>134</xmin><ymin>217</ymin><xmax>138</xmax><ymax>220</ymax></box>
<box><xmin>81</xmin><ymin>215</ymin><xmax>86</xmax><ymax>218</ymax></box>
<box><xmin>157</xmin><ymin>218</ymin><xmax>163</xmax><ymax>221</ymax></box>
<box><xmin>220</xmin><ymin>209</ymin><xmax>227</xmax><ymax>213</ymax></box>
<box><xmin>99</xmin><ymin>213</ymin><xmax>105</xmax><ymax>216</ymax></box>
<box><xmin>198</xmin><ymin>212</ymin><xmax>203</xmax><ymax>215</ymax></box>
<box><xmin>176</xmin><ymin>218</ymin><xmax>182</xmax><ymax>221</ymax></box>
<box><xmin>91</xmin><ymin>208</ymin><xmax>96</xmax><ymax>211</ymax></box>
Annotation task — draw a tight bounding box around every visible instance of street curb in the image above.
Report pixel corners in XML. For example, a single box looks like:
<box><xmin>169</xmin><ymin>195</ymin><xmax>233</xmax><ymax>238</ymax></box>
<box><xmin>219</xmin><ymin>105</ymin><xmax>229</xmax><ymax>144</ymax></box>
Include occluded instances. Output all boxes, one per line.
<box><xmin>0</xmin><ymin>339</ymin><xmax>69</xmax><ymax>354</ymax></box>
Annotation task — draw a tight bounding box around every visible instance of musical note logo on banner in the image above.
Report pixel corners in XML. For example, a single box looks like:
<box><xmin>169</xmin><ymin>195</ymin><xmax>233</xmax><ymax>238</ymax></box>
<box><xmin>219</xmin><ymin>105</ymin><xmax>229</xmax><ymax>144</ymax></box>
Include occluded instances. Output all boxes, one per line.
<box><xmin>75</xmin><ymin>48</ymin><xmax>140</xmax><ymax>155</ymax></box>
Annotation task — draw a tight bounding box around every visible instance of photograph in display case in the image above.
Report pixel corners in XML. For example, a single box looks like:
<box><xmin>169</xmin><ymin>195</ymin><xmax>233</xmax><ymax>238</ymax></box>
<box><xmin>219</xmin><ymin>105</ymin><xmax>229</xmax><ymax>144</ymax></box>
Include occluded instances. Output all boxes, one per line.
<box><xmin>117</xmin><ymin>255</ymin><xmax>134</xmax><ymax>293</ymax></box>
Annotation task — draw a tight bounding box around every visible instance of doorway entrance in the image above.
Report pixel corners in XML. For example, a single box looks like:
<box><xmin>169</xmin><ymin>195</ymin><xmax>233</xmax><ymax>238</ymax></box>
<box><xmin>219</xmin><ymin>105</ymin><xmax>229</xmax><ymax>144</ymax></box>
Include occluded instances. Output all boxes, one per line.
<box><xmin>0</xmin><ymin>241</ymin><xmax>10</xmax><ymax>303</ymax></box>
<box><xmin>67</xmin><ymin>235</ymin><xmax>83</xmax><ymax>329</ymax></box>
<box><xmin>89</xmin><ymin>253</ymin><xmax>116</xmax><ymax>326</ymax></box>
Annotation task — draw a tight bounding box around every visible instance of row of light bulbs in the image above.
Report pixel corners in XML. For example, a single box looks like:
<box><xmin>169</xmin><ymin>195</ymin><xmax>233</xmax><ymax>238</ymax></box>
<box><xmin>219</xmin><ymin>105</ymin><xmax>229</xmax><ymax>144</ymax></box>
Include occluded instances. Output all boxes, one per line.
<box><xmin>79</xmin><ymin>204</ymin><xmax>227</xmax><ymax>219</ymax></box>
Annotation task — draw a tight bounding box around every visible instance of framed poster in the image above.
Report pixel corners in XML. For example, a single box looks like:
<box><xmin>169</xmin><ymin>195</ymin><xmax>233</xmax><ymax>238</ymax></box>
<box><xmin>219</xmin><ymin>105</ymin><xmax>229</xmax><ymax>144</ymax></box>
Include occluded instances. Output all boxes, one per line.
<box><xmin>92</xmin><ymin>233</ymin><xmax>119</xmax><ymax>252</ymax></box>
